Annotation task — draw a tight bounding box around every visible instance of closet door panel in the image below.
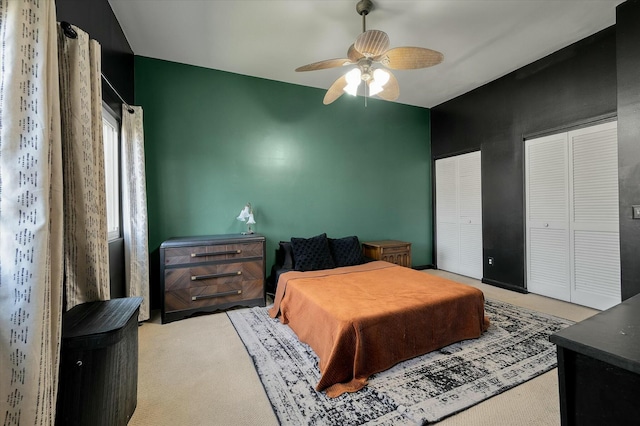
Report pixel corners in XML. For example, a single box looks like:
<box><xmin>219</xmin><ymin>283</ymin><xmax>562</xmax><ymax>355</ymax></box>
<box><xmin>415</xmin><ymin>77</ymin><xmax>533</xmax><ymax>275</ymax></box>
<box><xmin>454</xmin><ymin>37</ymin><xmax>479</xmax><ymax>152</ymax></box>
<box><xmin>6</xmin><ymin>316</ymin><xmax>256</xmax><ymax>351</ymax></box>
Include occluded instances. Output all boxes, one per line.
<box><xmin>528</xmin><ymin>227</ymin><xmax>571</xmax><ymax>300</ymax></box>
<box><xmin>570</xmin><ymin>124</ymin><xmax>619</xmax><ymax>227</ymax></box>
<box><xmin>526</xmin><ymin>134</ymin><xmax>571</xmax><ymax>301</ymax></box>
<box><xmin>436</xmin><ymin>222</ymin><xmax>459</xmax><ymax>272</ymax></box>
<box><xmin>527</xmin><ymin>135</ymin><xmax>569</xmax><ymax>227</ymax></box>
<box><xmin>436</xmin><ymin>158</ymin><xmax>458</xmax><ymax>224</ymax></box>
<box><xmin>458</xmin><ymin>151</ymin><xmax>482</xmax><ymax>279</ymax></box>
<box><xmin>436</xmin><ymin>158</ymin><xmax>459</xmax><ymax>273</ymax></box>
<box><xmin>569</xmin><ymin>121</ymin><xmax>620</xmax><ymax>310</ymax></box>
<box><xmin>458</xmin><ymin>223</ymin><xmax>482</xmax><ymax>279</ymax></box>
<box><xmin>436</xmin><ymin>152</ymin><xmax>482</xmax><ymax>279</ymax></box>
<box><xmin>458</xmin><ymin>152</ymin><xmax>482</xmax><ymax>219</ymax></box>
<box><xmin>571</xmin><ymin>230</ymin><xmax>620</xmax><ymax>309</ymax></box>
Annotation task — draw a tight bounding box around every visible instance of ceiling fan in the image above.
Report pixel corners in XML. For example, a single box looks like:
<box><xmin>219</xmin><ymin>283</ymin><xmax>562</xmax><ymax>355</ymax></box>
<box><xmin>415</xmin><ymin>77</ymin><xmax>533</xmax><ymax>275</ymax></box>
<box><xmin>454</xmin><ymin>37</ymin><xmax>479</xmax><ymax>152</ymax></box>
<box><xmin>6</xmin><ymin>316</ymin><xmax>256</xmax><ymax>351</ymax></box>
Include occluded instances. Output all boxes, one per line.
<box><xmin>295</xmin><ymin>0</ymin><xmax>444</xmax><ymax>105</ymax></box>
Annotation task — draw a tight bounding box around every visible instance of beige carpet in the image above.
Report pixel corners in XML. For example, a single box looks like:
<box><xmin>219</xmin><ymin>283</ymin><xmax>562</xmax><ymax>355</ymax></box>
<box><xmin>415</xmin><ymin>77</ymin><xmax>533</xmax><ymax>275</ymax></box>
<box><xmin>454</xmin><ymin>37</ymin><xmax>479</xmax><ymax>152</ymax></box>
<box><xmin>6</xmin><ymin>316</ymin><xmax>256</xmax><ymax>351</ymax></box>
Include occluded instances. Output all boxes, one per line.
<box><xmin>129</xmin><ymin>270</ymin><xmax>597</xmax><ymax>426</ymax></box>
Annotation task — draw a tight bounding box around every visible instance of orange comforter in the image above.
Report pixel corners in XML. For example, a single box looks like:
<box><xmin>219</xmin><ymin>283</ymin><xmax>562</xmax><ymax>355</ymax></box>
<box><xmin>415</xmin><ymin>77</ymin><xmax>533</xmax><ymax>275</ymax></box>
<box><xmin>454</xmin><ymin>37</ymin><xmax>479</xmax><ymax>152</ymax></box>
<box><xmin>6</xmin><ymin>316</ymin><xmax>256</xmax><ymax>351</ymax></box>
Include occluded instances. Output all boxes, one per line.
<box><xmin>268</xmin><ymin>261</ymin><xmax>490</xmax><ymax>398</ymax></box>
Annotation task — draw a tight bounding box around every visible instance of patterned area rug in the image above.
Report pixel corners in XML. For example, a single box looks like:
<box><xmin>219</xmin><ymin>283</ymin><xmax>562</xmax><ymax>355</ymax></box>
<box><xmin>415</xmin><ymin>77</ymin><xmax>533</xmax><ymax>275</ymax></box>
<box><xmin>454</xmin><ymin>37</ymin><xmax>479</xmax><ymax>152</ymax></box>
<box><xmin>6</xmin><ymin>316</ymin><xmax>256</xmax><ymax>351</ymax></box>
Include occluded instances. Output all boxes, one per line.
<box><xmin>227</xmin><ymin>299</ymin><xmax>573</xmax><ymax>425</ymax></box>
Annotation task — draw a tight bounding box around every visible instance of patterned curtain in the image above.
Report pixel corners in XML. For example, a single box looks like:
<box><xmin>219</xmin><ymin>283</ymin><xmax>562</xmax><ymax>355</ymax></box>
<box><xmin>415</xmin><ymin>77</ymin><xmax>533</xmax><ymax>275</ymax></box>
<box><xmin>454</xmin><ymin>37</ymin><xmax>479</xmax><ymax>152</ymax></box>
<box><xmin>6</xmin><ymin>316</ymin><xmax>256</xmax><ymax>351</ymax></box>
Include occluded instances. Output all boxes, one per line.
<box><xmin>121</xmin><ymin>105</ymin><xmax>150</xmax><ymax>321</ymax></box>
<box><xmin>0</xmin><ymin>1</ymin><xmax>64</xmax><ymax>424</ymax></box>
<box><xmin>58</xmin><ymin>23</ymin><xmax>110</xmax><ymax>309</ymax></box>
<box><xmin>1</xmin><ymin>2</ymin><xmax>111</xmax><ymax>423</ymax></box>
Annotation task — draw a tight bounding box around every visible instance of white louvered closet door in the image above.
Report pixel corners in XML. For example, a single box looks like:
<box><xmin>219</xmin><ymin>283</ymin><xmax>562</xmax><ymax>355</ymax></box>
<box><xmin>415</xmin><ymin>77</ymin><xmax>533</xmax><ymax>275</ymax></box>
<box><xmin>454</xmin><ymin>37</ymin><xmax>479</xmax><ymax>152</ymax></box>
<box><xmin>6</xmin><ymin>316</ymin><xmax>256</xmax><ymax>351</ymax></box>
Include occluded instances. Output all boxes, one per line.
<box><xmin>458</xmin><ymin>152</ymin><xmax>483</xmax><ymax>279</ymax></box>
<box><xmin>526</xmin><ymin>121</ymin><xmax>620</xmax><ymax>311</ymax></box>
<box><xmin>525</xmin><ymin>133</ymin><xmax>571</xmax><ymax>302</ymax></box>
<box><xmin>568</xmin><ymin>122</ymin><xmax>620</xmax><ymax>310</ymax></box>
<box><xmin>436</xmin><ymin>151</ymin><xmax>482</xmax><ymax>279</ymax></box>
<box><xmin>436</xmin><ymin>157</ymin><xmax>459</xmax><ymax>273</ymax></box>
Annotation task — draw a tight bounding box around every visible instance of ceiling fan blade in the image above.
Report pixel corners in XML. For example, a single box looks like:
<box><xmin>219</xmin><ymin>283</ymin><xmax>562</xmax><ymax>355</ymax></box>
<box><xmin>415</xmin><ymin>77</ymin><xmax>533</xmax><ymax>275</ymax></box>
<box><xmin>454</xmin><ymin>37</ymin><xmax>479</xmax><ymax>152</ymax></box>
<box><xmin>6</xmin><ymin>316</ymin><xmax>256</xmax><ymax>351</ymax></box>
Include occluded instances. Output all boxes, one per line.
<box><xmin>375</xmin><ymin>71</ymin><xmax>399</xmax><ymax>101</ymax></box>
<box><xmin>354</xmin><ymin>30</ymin><xmax>390</xmax><ymax>57</ymax></box>
<box><xmin>375</xmin><ymin>47</ymin><xmax>444</xmax><ymax>70</ymax></box>
<box><xmin>347</xmin><ymin>44</ymin><xmax>363</xmax><ymax>63</ymax></box>
<box><xmin>323</xmin><ymin>75</ymin><xmax>348</xmax><ymax>105</ymax></box>
<box><xmin>295</xmin><ymin>58</ymin><xmax>352</xmax><ymax>72</ymax></box>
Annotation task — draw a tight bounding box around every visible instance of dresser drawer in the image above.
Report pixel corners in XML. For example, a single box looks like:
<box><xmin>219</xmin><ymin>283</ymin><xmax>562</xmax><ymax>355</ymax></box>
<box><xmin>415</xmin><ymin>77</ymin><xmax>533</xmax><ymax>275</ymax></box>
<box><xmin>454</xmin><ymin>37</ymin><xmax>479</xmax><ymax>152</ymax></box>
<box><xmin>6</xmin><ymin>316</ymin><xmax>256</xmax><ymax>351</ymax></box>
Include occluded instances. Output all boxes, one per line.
<box><xmin>379</xmin><ymin>244</ymin><xmax>410</xmax><ymax>254</ymax></box>
<box><xmin>164</xmin><ymin>278</ymin><xmax>263</xmax><ymax>313</ymax></box>
<box><xmin>190</xmin><ymin>279</ymin><xmax>263</xmax><ymax>308</ymax></box>
<box><xmin>164</xmin><ymin>241</ymin><xmax>263</xmax><ymax>266</ymax></box>
<box><xmin>164</xmin><ymin>260</ymin><xmax>264</xmax><ymax>291</ymax></box>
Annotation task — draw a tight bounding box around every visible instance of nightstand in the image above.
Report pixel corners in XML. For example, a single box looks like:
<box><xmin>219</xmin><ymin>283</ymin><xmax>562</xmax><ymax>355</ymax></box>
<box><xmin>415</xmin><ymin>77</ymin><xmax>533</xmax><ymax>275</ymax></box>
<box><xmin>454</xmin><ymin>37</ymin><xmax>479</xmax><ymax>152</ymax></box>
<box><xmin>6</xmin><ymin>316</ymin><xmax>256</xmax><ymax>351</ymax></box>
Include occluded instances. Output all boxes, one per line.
<box><xmin>362</xmin><ymin>240</ymin><xmax>412</xmax><ymax>267</ymax></box>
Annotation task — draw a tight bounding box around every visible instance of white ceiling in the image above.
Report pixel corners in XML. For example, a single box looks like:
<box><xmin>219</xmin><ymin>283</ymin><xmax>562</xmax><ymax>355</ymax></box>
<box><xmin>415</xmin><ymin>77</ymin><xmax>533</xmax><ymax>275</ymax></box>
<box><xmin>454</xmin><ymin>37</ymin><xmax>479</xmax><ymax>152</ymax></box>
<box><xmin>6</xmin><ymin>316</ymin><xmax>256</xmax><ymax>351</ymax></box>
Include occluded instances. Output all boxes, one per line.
<box><xmin>108</xmin><ymin>0</ymin><xmax>623</xmax><ymax>109</ymax></box>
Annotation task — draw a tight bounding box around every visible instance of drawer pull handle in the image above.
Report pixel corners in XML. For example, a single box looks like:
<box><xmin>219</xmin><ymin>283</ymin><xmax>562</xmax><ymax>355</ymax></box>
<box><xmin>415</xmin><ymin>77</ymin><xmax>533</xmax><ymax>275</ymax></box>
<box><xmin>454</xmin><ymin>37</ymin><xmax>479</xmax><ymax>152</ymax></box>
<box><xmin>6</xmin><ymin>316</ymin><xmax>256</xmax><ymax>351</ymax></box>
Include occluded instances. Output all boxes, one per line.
<box><xmin>191</xmin><ymin>271</ymin><xmax>242</xmax><ymax>281</ymax></box>
<box><xmin>191</xmin><ymin>250</ymin><xmax>241</xmax><ymax>258</ymax></box>
<box><xmin>192</xmin><ymin>289</ymin><xmax>242</xmax><ymax>301</ymax></box>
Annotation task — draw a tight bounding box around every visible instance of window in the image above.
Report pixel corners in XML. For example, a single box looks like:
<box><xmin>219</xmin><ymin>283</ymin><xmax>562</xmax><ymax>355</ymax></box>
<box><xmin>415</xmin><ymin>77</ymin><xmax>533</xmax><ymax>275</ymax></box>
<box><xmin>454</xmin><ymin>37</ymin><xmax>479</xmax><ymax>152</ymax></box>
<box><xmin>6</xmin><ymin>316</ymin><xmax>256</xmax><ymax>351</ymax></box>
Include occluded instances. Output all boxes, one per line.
<box><xmin>103</xmin><ymin>106</ymin><xmax>120</xmax><ymax>241</ymax></box>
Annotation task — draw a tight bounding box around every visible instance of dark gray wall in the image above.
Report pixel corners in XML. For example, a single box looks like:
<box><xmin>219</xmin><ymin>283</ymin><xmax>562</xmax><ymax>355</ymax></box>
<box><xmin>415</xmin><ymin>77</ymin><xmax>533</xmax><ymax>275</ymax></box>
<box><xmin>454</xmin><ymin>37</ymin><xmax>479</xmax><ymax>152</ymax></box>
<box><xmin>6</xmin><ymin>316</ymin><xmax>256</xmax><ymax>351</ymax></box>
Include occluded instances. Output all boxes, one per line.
<box><xmin>56</xmin><ymin>0</ymin><xmax>134</xmax><ymax>114</ymax></box>
<box><xmin>433</xmin><ymin>0</ymin><xmax>640</xmax><ymax>301</ymax></box>
<box><xmin>617</xmin><ymin>0</ymin><xmax>640</xmax><ymax>300</ymax></box>
<box><xmin>56</xmin><ymin>0</ymin><xmax>134</xmax><ymax>298</ymax></box>
<box><xmin>431</xmin><ymin>27</ymin><xmax>618</xmax><ymax>293</ymax></box>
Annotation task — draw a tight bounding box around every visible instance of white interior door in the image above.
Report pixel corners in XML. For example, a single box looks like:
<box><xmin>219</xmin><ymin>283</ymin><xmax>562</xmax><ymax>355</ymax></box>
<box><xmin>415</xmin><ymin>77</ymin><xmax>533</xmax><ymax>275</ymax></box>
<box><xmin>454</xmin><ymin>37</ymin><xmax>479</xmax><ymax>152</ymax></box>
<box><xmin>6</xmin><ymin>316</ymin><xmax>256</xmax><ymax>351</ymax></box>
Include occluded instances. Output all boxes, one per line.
<box><xmin>436</xmin><ymin>157</ymin><xmax>459</xmax><ymax>273</ymax></box>
<box><xmin>436</xmin><ymin>151</ymin><xmax>482</xmax><ymax>279</ymax></box>
<box><xmin>525</xmin><ymin>133</ymin><xmax>571</xmax><ymax>302</ymax></box>
<box><xmin>568</xmin><ymin>122</ymin><xmax>620</xmax><ymax>310</ymax></box>
<box><xmin>458</xmin><ymin>152</ymin><xmax>483</xmax><ymax>279</ymax></box>
<box><xmin>526</xmin><ymin>121</ymin><xmax>620</xmax><ymax>311</ymax></box>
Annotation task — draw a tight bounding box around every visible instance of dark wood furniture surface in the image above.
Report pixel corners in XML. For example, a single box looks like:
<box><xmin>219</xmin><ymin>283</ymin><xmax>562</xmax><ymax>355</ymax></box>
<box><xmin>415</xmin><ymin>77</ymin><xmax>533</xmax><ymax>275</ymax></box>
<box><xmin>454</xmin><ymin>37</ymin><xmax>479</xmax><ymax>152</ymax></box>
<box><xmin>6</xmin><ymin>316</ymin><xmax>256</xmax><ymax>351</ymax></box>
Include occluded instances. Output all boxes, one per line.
<box><xmin>362</xmin><ymin>240</ymin><xmax>412</xmax><ymax>267</ymax></box>
<box><xmin>56</xmin><ymin>296</ymin><xmax>142</xmax><ymax>426</ymax></box>
<box><xmin>160</xmin><ymin>233</ymin><xmax>266</xmax><ymax>323</ymax></box>
<box><xmin>550</xmin><ymin>293</ymin><xmax>640</xmax><ymax>425</ymax></box>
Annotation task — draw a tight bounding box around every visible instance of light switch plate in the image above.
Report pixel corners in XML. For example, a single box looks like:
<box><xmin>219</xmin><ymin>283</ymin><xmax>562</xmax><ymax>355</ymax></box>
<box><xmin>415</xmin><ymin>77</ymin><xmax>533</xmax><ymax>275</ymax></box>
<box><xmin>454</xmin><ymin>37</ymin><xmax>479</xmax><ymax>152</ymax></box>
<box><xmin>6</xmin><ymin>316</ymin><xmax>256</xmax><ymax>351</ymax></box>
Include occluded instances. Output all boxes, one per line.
<box><xmin>633</xmin><ymin>205</ymin><xmax>640</xmax><ymax>219</ymax></box>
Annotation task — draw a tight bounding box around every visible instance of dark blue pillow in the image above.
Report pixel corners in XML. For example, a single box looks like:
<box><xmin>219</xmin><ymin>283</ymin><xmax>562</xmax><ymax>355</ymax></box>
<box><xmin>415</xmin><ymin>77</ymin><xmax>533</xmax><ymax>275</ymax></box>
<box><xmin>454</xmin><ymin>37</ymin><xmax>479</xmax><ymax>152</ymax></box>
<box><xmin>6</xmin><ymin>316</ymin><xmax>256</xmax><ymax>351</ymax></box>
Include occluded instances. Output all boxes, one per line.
<box><xmin>329</xmin><ymin>236</ymin><xmax>365</xmax><ymax>267</ymax></box>
<box><xmin>291</xmin><ymin>233</ymin><xmax>335</xmax><ymax>272</ymax></box>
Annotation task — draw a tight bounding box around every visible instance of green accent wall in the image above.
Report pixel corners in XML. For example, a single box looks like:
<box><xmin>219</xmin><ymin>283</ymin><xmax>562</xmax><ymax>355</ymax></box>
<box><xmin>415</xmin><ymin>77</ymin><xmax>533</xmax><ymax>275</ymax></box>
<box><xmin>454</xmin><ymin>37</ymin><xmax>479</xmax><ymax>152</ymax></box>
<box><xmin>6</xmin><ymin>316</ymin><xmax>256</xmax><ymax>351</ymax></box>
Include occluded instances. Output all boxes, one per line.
<box><xmin>135</xmin><ymin>56</ymin><xmax>432</xmax><ymax>276</ymax></box>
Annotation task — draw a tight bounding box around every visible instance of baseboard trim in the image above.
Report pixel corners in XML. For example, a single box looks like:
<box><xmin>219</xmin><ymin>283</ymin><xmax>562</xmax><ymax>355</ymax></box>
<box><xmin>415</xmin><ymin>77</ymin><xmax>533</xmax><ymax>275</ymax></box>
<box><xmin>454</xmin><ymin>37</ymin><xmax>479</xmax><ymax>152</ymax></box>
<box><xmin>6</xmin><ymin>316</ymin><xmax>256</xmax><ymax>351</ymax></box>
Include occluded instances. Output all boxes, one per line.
<box><xmin>413</xmin><ymin>264</ymin><xmax>434</xmax><ymax>270</ymax></box>
<box><xmin>481</xmin><ymin>278</ymin><xmax>528</xmax><ymax>294</ymax></box>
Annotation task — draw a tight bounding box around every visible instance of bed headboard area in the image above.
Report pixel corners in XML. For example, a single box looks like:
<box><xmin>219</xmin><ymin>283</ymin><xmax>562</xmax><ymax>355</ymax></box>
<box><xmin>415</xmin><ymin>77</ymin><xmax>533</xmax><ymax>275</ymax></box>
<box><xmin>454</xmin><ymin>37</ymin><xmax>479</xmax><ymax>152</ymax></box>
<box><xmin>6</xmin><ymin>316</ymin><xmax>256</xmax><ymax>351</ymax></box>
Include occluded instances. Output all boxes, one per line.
<box><xmin>268</xmin><ymin>233</ymin><xmax>369</xmax><ymax>294</ymax></box>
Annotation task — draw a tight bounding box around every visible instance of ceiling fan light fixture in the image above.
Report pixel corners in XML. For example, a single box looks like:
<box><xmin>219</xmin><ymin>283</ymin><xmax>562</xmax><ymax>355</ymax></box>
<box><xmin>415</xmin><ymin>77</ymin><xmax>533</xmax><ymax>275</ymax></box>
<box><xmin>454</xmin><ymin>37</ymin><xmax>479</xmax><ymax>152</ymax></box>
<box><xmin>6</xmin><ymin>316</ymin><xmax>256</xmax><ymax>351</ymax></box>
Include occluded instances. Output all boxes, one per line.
<box><xmin>373</xmin><ymin>68</ymin><xmax>389</xmax><ymax>86</ymax></box>
<box><xmin>368</xmin><ymin>69</ymin><xmax>389</xmax><ymax>96</ymax></box>
<box><xmin>345</xmin><ymin>68</ymin><xmax>362</xmax><ymax>85</ymax></box>
<box><xmin>369</xmin><ymin>83</ymin><xmax>383</xmax><ymax>96</ymax></box>
<box><xmin>344</xmin><ymin>68</ymin><xmax>362</xmax><ymax>95</ymax></box>
<box><xmin>296</xmin><ymin>0</ymin><xmax>443</xmax><ymax>105</ymax></box>
<box><xmin>344</xmin><ymin>83</ymin><xmax>359</xmax><ymax>96</ymax></box>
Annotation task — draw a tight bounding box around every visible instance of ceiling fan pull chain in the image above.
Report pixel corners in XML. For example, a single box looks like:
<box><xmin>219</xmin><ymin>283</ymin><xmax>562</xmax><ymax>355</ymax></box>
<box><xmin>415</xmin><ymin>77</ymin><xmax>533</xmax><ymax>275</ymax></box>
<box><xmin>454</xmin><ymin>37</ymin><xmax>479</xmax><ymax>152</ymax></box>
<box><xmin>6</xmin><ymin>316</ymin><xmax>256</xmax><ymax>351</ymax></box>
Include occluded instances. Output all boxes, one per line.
<box><xmin>365</xmin><ymin>81</ymin><xmax>368</xmax><ymax>107</ymax></box>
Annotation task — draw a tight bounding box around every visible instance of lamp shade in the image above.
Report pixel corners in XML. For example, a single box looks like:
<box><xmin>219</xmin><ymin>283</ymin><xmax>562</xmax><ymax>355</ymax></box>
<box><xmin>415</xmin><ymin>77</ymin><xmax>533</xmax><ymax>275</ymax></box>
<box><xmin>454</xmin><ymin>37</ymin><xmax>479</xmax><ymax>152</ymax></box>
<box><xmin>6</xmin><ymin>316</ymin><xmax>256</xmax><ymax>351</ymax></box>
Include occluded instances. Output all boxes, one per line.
<box><xmin>237</xmin><ymin>205</ymin><xmax>250</xmax><ymax>221</ymax></box>
<box><xmin>237</xmin><ymin>202</ymin><xmax>256</xmax><ymax>234</ymax></box>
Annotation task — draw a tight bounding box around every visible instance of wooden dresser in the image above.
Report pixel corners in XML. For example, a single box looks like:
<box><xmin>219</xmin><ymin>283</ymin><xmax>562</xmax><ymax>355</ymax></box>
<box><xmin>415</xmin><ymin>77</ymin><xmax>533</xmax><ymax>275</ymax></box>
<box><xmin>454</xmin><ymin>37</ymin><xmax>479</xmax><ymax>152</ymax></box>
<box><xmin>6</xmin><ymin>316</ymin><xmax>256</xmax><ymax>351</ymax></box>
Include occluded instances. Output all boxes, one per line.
<box><xmin>362</xmin><ymin>240</ymin><xmax>412</xmax><ymax>267</ymax></box>
<box><xmin>160</xmin><ymin>234</ymin><xmax>266</xmax><ymax>324</ymax></box>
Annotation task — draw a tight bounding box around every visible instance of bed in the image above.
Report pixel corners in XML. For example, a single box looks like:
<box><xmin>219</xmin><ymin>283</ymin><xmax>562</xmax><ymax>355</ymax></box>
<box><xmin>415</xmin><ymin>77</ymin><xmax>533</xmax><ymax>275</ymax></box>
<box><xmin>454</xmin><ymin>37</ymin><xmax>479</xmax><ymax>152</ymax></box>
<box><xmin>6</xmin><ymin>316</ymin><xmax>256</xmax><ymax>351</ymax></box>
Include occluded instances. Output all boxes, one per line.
<box><xmin>268</xmin><ymin>234</ymin><xmax>490</xmax><ymax>398</ymax></box>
